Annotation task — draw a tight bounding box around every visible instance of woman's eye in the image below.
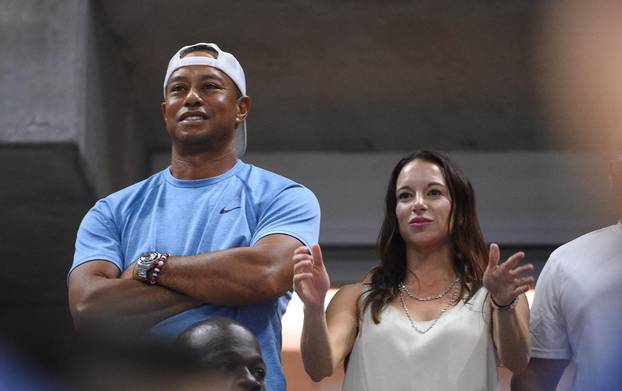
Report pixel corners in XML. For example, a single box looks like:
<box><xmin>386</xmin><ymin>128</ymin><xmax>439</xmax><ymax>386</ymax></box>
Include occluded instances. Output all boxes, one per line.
<box><xmin>397</xmin><ymin>192</ymin><xmax>411</xmax><ymax>200</ymax></box>
<box><xmin>203</xmin><ymin>83</ymin><xmax>219</xmax><ymax>90</ymax></box>
<box><xmin>428</xmin><ymin>189</ymin><xmax>442</xmax><ymax>196</ymax></box>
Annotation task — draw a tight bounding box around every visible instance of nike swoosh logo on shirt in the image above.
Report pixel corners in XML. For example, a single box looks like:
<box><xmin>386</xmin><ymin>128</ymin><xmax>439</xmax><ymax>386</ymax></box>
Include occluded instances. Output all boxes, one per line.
<box><xmin>220</xmin><ymin>206</ymin><xmax>241</xmax><ymax>214</ymax></box>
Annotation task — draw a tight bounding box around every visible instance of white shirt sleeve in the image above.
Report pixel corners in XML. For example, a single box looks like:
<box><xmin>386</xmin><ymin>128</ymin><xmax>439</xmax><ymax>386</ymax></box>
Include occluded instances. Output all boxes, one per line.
<box><xmin>529</xmin><ymin>251</ymin><xmax>573</xmax><ymax>359</ymax></box>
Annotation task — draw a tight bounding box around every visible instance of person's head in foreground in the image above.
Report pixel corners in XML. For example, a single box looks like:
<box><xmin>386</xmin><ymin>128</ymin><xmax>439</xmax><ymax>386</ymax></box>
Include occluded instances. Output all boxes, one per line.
<box><xmin>365</xmin><ymin>149</ymin><xmax>489</xmax><ymax>322</ymax></box>
<box><xmin>177</xmin><ymin>317</ymin><xmax>266</xmax><ymax>391</ymax></box>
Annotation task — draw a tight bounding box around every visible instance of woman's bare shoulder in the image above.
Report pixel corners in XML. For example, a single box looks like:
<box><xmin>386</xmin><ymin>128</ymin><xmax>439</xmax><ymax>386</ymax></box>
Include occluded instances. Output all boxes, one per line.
<box><xmin>326</xmin><ymin>283</ymin><xmax>369</xmax><ymax>321</ymax></box>
<box><xmin>334</xmin><ymin>282</ymin><xmax>367</xmax><ymax>299</ymax></box>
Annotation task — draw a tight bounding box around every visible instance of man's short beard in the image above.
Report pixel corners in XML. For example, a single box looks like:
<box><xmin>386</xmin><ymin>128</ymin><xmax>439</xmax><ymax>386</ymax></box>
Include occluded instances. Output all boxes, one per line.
<box><xmin>172</xmin><ymin>130</ymin><xmax>235</xmax><ymax>153</ymax></box>
<box><xmin>175</xmin><ymin>134</ymin><xmax>216</xmax><ymax>146</ymax></box>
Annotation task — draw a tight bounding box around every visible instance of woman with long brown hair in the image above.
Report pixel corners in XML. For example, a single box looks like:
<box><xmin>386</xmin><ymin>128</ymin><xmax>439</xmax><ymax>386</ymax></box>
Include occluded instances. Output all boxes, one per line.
<box><xmin>294</xmin><ymin>150</ymin><xmax>533</xmax><ymax>390</ymax></box>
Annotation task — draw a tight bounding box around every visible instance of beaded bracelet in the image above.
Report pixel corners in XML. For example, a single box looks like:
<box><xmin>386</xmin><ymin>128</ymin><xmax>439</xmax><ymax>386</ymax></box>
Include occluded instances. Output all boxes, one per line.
<box><xmin>491</xmin><ymin>295</ymin><xmax>518</xmax><ymax>311</ymax></box>
<box><xmin>148</xmin><ymin>253</ymin><xmax>170</xmax><ymax>285</ymax></box>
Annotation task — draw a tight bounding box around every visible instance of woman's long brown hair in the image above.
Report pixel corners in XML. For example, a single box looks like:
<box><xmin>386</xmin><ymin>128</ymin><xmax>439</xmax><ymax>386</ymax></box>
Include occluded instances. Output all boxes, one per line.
<box><xmin>362</xmin><ymin>150</ymin><xmax>488</xmax><ymax>324</ymax></box>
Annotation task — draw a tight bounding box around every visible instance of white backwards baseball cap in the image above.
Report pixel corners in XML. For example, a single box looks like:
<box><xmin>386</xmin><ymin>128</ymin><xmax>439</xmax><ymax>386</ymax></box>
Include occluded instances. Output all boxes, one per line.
<box><xmin>163</xmin><ymin>43</ymin><xmax>247</xmax><ymax>157</ymax></box>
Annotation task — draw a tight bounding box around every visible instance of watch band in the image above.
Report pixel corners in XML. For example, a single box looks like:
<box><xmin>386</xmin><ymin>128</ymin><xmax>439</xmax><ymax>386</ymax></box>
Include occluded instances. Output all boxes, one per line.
<box><xmin>148</xmin><ymin>253</ymin><xmax>170</xmax><ymax>285</ymax></box>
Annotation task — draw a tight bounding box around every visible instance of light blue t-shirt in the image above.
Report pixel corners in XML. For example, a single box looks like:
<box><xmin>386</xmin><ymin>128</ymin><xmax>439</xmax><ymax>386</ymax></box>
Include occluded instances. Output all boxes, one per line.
<box><xmin>71</xmin><ymin>160</ymin><xmax>321</xmax><ymax>391</ymax></box>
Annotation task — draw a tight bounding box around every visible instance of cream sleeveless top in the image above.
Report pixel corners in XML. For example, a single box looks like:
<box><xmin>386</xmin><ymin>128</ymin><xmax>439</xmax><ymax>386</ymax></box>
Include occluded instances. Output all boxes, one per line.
<box><xmin>342</xmin><ymin>287</ymin><xmax>499</xmax><ymax>391</ymax></box>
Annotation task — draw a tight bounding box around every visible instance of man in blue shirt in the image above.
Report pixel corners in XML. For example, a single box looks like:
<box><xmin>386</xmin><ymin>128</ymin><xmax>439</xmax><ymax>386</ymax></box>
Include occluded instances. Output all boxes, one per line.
<box><xmin>68</xmin><ymin>43</ymin><xmax>320</xmax><ymax>391</ymax></box>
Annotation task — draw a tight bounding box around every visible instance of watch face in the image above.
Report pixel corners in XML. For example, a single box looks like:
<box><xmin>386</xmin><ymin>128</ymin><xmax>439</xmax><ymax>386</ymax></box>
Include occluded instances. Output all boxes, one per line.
<box><xmin>139</xmin><ymin>252</ymin><xmax>159</xmax><ymax>265</ymax></box>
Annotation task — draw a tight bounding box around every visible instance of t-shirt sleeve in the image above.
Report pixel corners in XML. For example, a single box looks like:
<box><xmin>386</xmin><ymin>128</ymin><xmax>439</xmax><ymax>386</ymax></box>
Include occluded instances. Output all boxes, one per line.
<box><xmin>250</xmin><ymin>185</ymin><xmax>320</xmax><ymax>248</ymax></box>
<box><xmin>529</xmin><ymin>252</ymin><xmax>572</xmax><ymax>359</ymax></box>
<box><xmin>70</xmin><ymin>200</ymin><xmax>124</xmax><ymax>275</ymax></box>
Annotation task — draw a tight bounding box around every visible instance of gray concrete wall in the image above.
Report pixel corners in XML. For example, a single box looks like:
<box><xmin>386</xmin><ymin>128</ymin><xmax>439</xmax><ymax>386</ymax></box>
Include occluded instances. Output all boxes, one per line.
<box><xmin>152</xmin><ymin>150</ymin><xmax>613</xmax><ymax>281</ymax></box>
<box><xmin>0</xmin><ymin>0</ymin><xmax>144</xmax><ymax>196</ymax></box>
<box><xmin>0</xmin><ymin>0</ymin><xmax>85</xmax><ymax>143</ymax></box>
<box><xmin>80</xmin><ymin>1</ymin><xmax>144</xmax><ymax>195</ymax></box>
<box><xmin>152</xmin><ymin>151</ymin><xmax>617</xmax><ymax>246</ymax></box>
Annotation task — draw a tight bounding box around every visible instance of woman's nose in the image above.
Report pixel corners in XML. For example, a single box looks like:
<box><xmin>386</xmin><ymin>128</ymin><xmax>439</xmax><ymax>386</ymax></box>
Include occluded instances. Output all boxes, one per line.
<box><xmin>412</xmin><ymin>194</ymin><xmax>426</xmax><ymax>211</ymax></box>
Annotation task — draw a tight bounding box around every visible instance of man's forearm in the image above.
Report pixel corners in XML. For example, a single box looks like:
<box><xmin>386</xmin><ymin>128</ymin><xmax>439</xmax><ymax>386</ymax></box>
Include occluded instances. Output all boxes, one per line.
<box><xmin>154</xmin><ymin>235</ymin><xmax>299</xmax><ymax>305</ymax></box>
<box><xmin>511</xmin><ymin>358</ymin><xmax>568</xmax><ymax>391</ymax></box>
<box><xmin>511</xmin><ymin>369</ymin><xmax>546</xmax><ymax>391</ymax></box>
<box><xmin>158</xmin><ymin>248</ymin><xmax>291</xmax><ymax>305</ymax></box>
<box><xmin>70</xmin><ymin>276</ymin><xmax>201</xmax><ymax>331</ymax></box>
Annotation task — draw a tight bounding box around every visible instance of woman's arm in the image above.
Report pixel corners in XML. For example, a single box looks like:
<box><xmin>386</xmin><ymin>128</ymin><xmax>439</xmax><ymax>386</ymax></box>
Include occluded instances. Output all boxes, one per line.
<box><xmin>294</xmin><ymin>244</ymin><xmax>360</xmax><ymax>382</ymax></box>
<box><xmin>491</xmin><ymin>293</ymin><xmax>531</xmax><ymax>372</ymax></box>
<box><xmin>483</xmin><ymin>243</ymin><xmax>535</xmax><ymax>373</ymax></box>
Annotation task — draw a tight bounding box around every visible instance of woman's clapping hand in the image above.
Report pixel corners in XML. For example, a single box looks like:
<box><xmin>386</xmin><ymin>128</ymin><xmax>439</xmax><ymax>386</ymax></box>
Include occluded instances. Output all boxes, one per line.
<box><xmin>293</xmin><ymin>244</ymin><xmax>331</xmax><ymax>310</ymax></box>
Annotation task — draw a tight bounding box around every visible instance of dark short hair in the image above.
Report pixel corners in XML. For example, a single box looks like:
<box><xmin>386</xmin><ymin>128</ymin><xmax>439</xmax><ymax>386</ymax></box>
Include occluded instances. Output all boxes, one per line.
<box><xmin>362</xmin><ymin>150</ymin><xmax>488</xmax><ymax>324</ymax></box>
<box><xmin>176</xmin><ymin>317</ymin><xmax>262</xmax><ymax>369</ymax></box>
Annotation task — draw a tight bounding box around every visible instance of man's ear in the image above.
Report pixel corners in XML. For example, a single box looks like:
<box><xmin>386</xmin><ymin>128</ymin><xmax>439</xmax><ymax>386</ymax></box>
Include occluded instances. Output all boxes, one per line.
<box><xmin>236</xmin><ymin>96</ymin><xmax>251</xmax><ymax>124</ymax></box>
<box><xmin>161</xmin><ymin>101</ymin><xmax>167</xmax><ymax>121</ymax></box>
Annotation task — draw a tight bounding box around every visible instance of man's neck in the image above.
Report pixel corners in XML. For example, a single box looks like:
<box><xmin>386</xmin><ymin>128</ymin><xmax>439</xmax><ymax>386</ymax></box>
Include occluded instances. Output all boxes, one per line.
<box><xmin>169</xmin><ymin>145</ymin><xmax>237</xmax><ymax>180</ymax></box>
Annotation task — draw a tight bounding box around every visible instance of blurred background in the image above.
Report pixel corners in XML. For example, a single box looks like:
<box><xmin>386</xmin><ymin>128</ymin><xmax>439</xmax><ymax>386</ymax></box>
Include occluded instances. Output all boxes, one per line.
<box><xmin>1</xmin><ymin>0</ymin><xmax>620</xmax><ymax>389</ymax></box>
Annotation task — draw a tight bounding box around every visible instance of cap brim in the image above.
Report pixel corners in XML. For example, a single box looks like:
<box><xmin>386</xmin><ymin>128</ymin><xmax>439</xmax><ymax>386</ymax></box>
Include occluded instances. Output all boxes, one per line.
<box><xmin>235</xmin><ymin>120</ymin><xmax>247</xmax><ymax>158</ymax></box>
